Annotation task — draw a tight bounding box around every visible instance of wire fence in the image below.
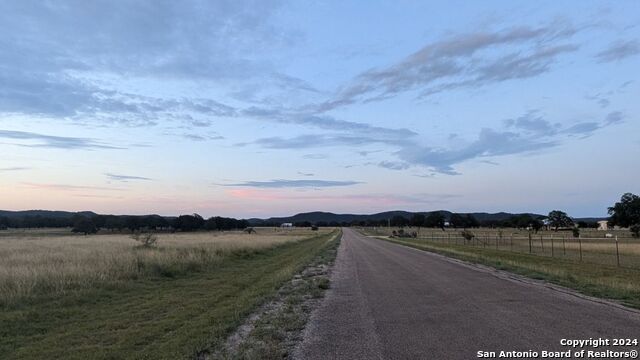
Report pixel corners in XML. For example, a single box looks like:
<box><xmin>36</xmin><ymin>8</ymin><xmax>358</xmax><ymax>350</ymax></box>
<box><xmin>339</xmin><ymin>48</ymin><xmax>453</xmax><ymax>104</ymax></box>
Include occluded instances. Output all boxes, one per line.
<box><xmin>362</xmin><ymin>227</ymin><xmax>640</xmax><ymax>270</ymax></box>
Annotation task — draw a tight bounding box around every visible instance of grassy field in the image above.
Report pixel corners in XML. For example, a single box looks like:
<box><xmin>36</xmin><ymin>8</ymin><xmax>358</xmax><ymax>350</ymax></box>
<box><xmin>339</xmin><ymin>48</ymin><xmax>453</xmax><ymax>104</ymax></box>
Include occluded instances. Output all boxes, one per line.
<box><xmin>358</xmin><ymin>228</ymin><xmax>640</xmax><ymax>309</ymax></box>
<box><xmin>363</xmin><ymin>226</ymin><xmax>640</xmax><ymax>269</ymax></box>
<box><xmin>0</xmin><ymin>228</ymin><xmax>340</xmax><ymax>359</ymax></box>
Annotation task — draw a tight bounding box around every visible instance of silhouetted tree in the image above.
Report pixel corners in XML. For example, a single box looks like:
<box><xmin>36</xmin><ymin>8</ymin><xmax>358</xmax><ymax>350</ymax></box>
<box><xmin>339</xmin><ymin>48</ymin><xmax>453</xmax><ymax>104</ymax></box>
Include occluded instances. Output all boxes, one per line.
<box><xmin>529</xmin><ymin>219</ymin><xmax>543</xmax><ymax>233</ymax></box>
<box><xmin>608</xmin><ymin>193</ymin><xmax>640</xmax><ymax>237</ymax></box>
<box><xmin>410</xmin><ymin>213</ymin><xmax>426</xmax><ymax>228</ymax></box>
<box><xmin>449</xmin><ymin>213</ymin><xmax>465</xmax><ymax>228</ymax></box>
<box><xmin>72</xmin><ymin>217</ymin><xmax>97</xmax><ymax>235</ymax></box>
<box><xmin>572</xmin><ymin>227</ymin><xmax>580</xmax><ymax>238</ymax></box>
<box><xmin>390</xmin><ymin>215</ymin><xmax>408</xmax><ymax>227</ymax></box>
<box><xmin>204</xmin><ymin>216</ymin><xmax>248</xmax><ymax>231</ymax></box>
<box><xmin>576</xmin><ymin>221</ymin><xmax>598</xmax><ymax>229</ymax></box>
<box><xmin>124</xmin><ymin>216</ymin><xmax>141</xmax><ymax>232</ymax></box>
<box><xmin>104</xmin><ymin>215</ymin><xmax>124</xmax><ymax>231</ymax></box>
<box><xmin>465</xmin><ymin>214</ymin><xmax>479</xmax><ymax>228</ymax></box>
<box><xmin>0</xmin><ymin>216</ymin><xmax>9</xmax><ymax>230</ymax></box>
<box><xmin>547</xmin><ymin>210</ymin><xmax>573</xmax><ymax>231</ymax></box>
<box><xmin>173</xmin><ymin>214</ymin><xmax>205</xmax><ymax>231</ymax></box>
<box><xmin>425</xmin><ymin>212</ymin><xmax>445</xmax><ymax>229</ymax></box>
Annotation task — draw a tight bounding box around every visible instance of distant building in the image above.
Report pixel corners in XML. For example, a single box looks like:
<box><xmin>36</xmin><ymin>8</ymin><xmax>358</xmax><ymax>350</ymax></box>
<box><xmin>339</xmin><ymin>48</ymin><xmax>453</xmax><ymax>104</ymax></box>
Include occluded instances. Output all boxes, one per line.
<box><xmin>597</xmin><ymin>220</ymin><xmax>608</xmax><ymax>231</ymax></box>
<box><xmin>280</xmin><ymin>223</ymin><xmax>293</xmax><ymax>228</ymax></box>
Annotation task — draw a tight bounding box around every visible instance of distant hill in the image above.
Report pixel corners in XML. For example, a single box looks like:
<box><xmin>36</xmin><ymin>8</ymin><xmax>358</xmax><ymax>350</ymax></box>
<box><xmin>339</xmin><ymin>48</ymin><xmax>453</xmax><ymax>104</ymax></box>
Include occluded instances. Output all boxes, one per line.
<box><xmin>0</xmin><ymin>209</ymin><xmax>605</xmax><ymax>225</ymax></box>
<box><xmin>247</xmin><ymin>210</ymin><xmax>568</xmax><ymax>225</ymax></box>
<box><xmin>0</xmin><ymin>210</ymin><xmax>97</xmax><ymax>219</ymax></box>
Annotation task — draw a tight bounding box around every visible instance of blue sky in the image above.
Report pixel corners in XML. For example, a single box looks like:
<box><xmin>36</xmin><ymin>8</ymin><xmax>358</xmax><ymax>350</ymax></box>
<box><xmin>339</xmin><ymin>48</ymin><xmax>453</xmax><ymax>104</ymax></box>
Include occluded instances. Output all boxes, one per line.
<box><xmin>0</xmin><ymin>0</ymin><xmax>638</xmax><ymax>217</ymax></box>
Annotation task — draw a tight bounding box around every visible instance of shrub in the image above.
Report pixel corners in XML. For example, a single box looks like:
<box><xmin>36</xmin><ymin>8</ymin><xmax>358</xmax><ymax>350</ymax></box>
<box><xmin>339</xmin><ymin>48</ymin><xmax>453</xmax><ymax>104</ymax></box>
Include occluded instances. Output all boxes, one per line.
<box><xmin>572</xmin><ymin>227</ymin><xmax>580</xmax><ymax>238</ymax></box>
<box><xmin>461</xmin><ymin>230</ymin><xmax>475</xmax><ymax>241</ymax></box>
<box><xmin>72</xmin><ymin>218</ymin><xmax>97</xmax><ymax>235</ymax></box>
<box><xmin>131</xmin><ymin>232</ymin><xmax>158</xmax><ymax>247</ymax></box>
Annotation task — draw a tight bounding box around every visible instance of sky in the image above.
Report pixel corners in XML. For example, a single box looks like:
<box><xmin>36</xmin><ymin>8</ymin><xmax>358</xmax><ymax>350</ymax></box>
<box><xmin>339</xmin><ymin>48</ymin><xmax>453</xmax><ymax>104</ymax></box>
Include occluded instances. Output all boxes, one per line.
<box><xmin>0</xmin><ymin>0</ymin><xmax>638</xmax><ymax>218</ymax></box>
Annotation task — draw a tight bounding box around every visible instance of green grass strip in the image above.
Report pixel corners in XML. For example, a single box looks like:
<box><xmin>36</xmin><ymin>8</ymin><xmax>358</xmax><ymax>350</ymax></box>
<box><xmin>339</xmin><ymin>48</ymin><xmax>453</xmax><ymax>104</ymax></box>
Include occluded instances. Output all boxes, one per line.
<box><xmin>0</xmin><ymin>230</ymin><xmax>340</xmax><ymax>360</ymax></box>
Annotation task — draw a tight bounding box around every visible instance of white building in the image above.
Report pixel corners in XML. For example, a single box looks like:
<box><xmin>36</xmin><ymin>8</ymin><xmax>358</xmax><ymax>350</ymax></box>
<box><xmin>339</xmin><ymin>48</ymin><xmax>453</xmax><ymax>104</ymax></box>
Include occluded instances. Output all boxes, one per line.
<box><xmin>280</xmin><ymin>223</ymin><xmax>293</xmax><ymax>228</ymax></box>
<box><xmin>597</xmin><ymin>220</ymin><xmax>608</xmax><ymax>231</ymax></box>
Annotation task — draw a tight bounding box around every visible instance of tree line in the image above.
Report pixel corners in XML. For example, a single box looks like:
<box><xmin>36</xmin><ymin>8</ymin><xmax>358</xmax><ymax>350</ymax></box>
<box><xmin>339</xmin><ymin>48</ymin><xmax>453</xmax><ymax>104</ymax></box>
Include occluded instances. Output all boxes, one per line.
<box><xmin>0</xmin><ymin>213</ymin><xmax>249</xmax><ymax>234</ymax></box>
<box><xmin>1</xmin><ymin>193</ymin><xmax>638</xmax><ymax>237</ymax></box>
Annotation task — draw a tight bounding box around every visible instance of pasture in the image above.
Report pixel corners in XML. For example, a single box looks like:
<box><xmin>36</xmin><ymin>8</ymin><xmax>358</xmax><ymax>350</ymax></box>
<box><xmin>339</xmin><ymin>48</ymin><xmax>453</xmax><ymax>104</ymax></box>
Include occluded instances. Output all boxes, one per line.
<box><xmin>359</xmin><ymin>227</ymin><xmax>640</xmax><ymax>309</ymax></box>
<box><xmin>0</xmin><ymin>227</ymin><xmax>339</xmax><ymax>359</ymax></box>
<box><xmin>362</xmin><ymin>227</ymin><xmax>640</xmax><ymax>268</ymax></box>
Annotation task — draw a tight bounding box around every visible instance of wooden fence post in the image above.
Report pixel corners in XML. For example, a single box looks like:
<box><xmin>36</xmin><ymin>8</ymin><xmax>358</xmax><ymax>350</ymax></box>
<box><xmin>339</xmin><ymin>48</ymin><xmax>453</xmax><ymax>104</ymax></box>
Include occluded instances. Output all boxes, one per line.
<box><xmin>510</xmin><ymin>233</ymin><xmax>513</xmax><ymax>252</ymax></box>
<box><xmin>528</xmin><ymin>232</ymin><xmax>532</xmax><ymax>253</ymax></box>
<box><xmin>562</xmin><ymin>235</ymin><xmax>566</xmax><ymax>256</ymax></box>
<box><xmin>578</xmin><ymin>237</ymin><xmax>582</xmax><ymax>262</ymax></box>
<box><xmin>615</xmin><ymin>235</ymin><xmax>620</xmax><ymax>267</ymax></box>
<box><xmin>551</xmin><ymin>235</ymin><xmax>554</xmax><ymax>257</ymax></box>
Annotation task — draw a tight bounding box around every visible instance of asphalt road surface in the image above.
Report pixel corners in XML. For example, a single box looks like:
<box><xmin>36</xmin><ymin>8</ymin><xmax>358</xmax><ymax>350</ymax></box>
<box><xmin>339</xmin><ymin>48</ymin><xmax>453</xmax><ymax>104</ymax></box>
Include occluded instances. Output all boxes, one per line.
<box><xmin>294</xmin><ymin>228</ymin><xmax>640</xmax><ymax>359</ymax></box>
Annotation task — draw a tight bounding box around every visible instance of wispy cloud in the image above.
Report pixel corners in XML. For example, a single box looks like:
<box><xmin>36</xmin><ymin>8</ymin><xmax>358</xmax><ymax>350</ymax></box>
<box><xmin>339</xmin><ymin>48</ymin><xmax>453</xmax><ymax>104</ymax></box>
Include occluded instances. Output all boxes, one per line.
<box><xmin>313</xmin><ymin>21</ymin><xmax>578</xmax><ymax>112</ymax></box>
<box><xmin>395</xmin><ymin>111</ymin><xmax>624</xmax><ymax>173</ymax></box>
<box><xmin>105</xmin><ymin>173</ymin><xmax>152</xmax><ymax>182</ymax></box>
<box><xmin>585</xmin><ymin>92</ymin><xmax>612</xmax><ymax>108</ymax></box>
<box><xmin>378</xmin><ymin>161</ymin><xmax>411</xmax><ymax>170</ymax></box>
<box><xmin>297</xmin><ymin>171</ymin><xmax>314</xmax><ymax>177</ymax></box>
<box><xmin>245</xmin><ymin>110</ymin><xmax>624</xmax><ymax>175</ymax></box>
<box><xmin>221</xmin><ymin>179</ymin><xmax>363</xmax><ymax>188</ymax></box>
<box><xmin>227</xmin><ymin>188</ymin><xmax>458</xmax><ymax>205</ymax></box>
<box><xmin>396</xmin><ymin>128</ymin><xmax>558</xmax><ymax>175</ymax></box>
<box><xmin>0</xmin><ymin>167</ymin><xmax>30</xmax><ymax>171</ymax></box>
<box><xmin>180</xmin><ymin>133</ymin><xmax>225</xmax><ymax>142</ymax></box>
<box><xmin>0</xmin><ymin>130</ymin><xmax>122</xmax><ymax>150</ymax></box>
<box><xmin>302</xmin><ymin>154</ymin><xmax>328</xmax><ymax>160</ymax></box>
<box><xmin>22</xmin><ymin>182</ymin><xmax>124</xmax><ymax>192</ymax></box>
<box><xmin>238</xmin><ymin>133</ymin><xmax>404</xmax><ymax>149</ymax></box>
<box><xmin>241</xmin><ymin>108</ymin><xmax>417</xmax><ymax>140</ymax></box>
<box><xmin>595</xmin><ymin>40</ymin><xmax>640</xmax><ymax>63</ymax></box>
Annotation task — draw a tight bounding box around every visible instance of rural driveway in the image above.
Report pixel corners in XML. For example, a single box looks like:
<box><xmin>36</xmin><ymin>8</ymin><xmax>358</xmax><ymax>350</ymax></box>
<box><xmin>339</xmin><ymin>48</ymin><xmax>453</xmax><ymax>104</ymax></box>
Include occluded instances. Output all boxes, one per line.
<box><xmin>294</xmin><ymin>228</ymin><xmax>640</xmax><ymax>359</ymax></box>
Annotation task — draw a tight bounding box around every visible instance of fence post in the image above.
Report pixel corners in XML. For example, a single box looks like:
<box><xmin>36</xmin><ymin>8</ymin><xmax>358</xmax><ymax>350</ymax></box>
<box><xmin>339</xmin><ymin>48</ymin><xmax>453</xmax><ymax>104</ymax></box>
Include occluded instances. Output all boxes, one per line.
<box><xmin>528</xmin><ymin>232</ymin><xmax>532</xmax><ymax>253</ymax></box>
<box><xmin>578</xmin><ymin>237</ymin><xmax>582</xmax><ymax>262</ymax></box>
<box><xmin>551</xmin><ymin>235</ymin><xmax>554</xmax><ymax>257</ymax></box>
<box><xmin>510</xmin><ymin>233</ymin><xmax>513</xmax><ymax>252</ymax></box>
<box><xmin>540</xmin><ymin>235</ymin><xmax>544</xmax><ymax>253</ymax></box>
<box><xmin>562</xmin><ymin>235</ymin><xmax>566</xmax><ymax>256</ymax></box>
<box><xmin>615</xmin><ymin>235</ymin><xmax>620</xmax><ymax>267</ymax></box>
<box><xmin>495</xmin><ymin>235</ymin><xmax>498</xmax><ymax>250</ymax></box>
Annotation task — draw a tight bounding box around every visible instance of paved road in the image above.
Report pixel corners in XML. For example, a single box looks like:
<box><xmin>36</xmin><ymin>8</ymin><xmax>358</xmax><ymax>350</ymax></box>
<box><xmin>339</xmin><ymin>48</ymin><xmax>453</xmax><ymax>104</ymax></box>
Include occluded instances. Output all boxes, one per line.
<box><xmin>295</xmin><ymin>228</ymin><xmax>640</xmax><ymax>359</ymax></box>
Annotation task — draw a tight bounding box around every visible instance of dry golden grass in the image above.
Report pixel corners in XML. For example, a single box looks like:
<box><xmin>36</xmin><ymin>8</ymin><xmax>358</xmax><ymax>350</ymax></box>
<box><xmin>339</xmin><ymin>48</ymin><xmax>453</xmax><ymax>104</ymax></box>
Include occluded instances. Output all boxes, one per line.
<box><xmin>0</xmin><ymin>228</ymin><xmax>331</xmax><ymax>305</ymax></box>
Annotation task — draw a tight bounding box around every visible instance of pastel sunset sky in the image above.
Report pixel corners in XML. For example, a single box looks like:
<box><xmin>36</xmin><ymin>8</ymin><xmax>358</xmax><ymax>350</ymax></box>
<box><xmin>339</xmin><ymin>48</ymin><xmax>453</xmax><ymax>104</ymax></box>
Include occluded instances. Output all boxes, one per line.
<box><xmin>0</xmin><ymin>1</ymin><xmax>638</xmax><ymax>218</ymax></box>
